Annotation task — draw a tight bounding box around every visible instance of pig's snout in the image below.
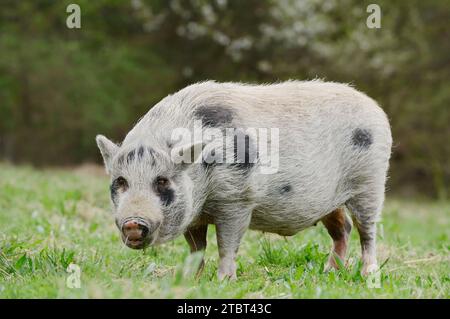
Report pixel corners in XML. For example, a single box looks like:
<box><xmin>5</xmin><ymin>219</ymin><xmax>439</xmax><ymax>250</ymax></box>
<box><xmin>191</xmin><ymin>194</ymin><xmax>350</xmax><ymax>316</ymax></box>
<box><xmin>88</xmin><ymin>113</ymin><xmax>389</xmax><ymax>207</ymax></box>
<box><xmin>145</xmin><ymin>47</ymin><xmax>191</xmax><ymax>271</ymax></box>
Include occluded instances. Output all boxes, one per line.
<box><xmin>120</xmin><ymin>217</ymin><xmax>154</xmax><ymax>249</ymax></box>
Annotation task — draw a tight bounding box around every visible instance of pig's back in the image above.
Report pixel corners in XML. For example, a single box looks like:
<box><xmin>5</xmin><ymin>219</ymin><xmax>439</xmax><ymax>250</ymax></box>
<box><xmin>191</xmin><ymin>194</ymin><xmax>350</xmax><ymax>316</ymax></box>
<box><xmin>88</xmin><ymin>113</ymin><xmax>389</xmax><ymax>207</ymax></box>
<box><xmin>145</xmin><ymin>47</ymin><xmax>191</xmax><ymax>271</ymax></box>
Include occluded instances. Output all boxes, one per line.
<box><xmin>215</xmin><ymin>81</ymin><xmax>391</xmax><ymax>234</ymax></box>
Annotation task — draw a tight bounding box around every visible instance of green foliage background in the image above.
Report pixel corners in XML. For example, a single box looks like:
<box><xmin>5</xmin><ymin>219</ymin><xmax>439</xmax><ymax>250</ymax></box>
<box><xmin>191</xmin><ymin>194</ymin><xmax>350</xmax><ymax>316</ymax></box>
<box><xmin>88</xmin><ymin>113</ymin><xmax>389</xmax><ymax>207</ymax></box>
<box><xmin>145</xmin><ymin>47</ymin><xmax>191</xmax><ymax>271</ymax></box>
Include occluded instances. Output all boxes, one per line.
<box><xmin>0</xmin><ymin>0</ymin><xmax>449</xmax><ymax>198</ymax></box>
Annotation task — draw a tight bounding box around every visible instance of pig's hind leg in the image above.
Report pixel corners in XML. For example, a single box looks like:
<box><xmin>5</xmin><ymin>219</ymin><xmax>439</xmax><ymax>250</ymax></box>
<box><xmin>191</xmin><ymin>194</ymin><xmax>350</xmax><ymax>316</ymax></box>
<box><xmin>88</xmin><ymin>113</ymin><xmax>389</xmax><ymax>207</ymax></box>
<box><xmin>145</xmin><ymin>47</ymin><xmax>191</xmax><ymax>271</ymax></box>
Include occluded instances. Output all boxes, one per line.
<box><xmin>321</xmin><ymin>207</ymin><xmax>352</xmax><ymax>271</ymax></box>
<box><xmin>346</xmin><ymin>188</ymin><xmax>385</xmax><ymax>275</ymax></box>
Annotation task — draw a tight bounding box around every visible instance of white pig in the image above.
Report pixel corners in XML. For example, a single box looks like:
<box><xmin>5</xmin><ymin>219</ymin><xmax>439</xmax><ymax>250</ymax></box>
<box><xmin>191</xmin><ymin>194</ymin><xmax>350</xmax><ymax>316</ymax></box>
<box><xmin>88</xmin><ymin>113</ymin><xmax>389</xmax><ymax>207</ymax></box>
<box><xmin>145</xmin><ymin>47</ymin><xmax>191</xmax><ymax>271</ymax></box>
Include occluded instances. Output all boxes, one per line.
<box><xmin>96</xmin><ymin>80</ymin><xmax>392</xmax><ymax>279</ymax></box>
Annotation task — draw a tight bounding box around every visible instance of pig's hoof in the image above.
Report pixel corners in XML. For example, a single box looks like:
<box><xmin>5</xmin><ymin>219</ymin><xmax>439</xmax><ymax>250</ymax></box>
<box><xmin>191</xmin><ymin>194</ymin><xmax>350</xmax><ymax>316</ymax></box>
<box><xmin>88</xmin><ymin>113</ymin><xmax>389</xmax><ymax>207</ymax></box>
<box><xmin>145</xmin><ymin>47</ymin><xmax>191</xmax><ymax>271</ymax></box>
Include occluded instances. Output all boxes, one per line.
<box><xmin>195</xmin><ymin>259</ymin><xmax>205</xmax><ymax>277</ymax></box>
<box><xmin>323</xmin><ymin>262</ymin><xmax>337</xmax><ymax>273</ymax></box>
<box><xmin>323</xmin><ymin>254</ymin><xmax>343</xmax><ymax>272</ymax></box>
<box><xmin>218</xmin><ymin>259</ymin><xmax>237</xmax><ymax>281</ymax></box>
<box><xmin>361</xmin><ymin>263</ymin><xmax>379</xmax><ymax>276</ymax></box>
<box><xmin>218</xmin><ymin>270</ymin><xmax>237</xmax><ymax>281</ymax></box>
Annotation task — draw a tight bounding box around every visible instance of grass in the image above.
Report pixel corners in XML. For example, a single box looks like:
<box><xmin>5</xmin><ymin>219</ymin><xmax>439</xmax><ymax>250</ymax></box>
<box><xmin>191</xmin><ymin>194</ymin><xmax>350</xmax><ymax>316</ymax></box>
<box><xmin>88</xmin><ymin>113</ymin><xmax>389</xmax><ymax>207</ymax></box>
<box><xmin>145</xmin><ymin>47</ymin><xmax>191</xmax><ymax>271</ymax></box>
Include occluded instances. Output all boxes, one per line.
<box><xmin>0</xmin><ymin>163</ymin><xmax>448</xmax><ymax>298</ymax></box>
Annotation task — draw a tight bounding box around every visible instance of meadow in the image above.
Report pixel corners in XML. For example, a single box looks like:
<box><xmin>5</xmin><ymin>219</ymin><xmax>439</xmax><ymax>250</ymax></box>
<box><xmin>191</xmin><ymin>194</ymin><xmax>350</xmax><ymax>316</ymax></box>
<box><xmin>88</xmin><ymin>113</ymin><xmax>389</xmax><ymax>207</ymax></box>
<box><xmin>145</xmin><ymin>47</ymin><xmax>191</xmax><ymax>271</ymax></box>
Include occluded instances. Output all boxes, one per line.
<box><xmin>0</xmin><ymin>163</ymin><xmax>448</xmax><ymax>298</ymax></box>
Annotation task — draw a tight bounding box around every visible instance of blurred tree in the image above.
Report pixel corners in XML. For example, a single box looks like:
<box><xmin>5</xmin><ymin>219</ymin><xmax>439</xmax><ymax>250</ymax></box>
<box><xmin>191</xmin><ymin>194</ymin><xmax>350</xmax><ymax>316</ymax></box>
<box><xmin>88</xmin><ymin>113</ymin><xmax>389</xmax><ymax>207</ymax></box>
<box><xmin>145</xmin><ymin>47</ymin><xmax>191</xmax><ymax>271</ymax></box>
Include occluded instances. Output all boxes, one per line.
<box><xmin>0</xmin><ymin>0</ymin><xmax>448</xmax><ymax>198</ymax></box>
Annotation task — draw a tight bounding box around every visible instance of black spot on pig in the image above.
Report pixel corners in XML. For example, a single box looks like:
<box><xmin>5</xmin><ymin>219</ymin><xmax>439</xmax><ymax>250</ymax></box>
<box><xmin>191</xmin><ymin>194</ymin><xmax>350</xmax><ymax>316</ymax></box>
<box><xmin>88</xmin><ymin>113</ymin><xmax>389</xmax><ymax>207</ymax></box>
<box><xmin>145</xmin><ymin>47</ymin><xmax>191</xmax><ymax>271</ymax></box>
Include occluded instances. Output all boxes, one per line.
<box><xmin>127</xmin><ymin>150</ymin><xmax>135</xmax><ymax>163</ymax></box>
<box><xmin>160</xmin><ymin>188</ymin><xmax>175</xmax><ymax>206</ymax></box>
<box><xmin>232</xmin><ymin>129</ymin><xmax>258</xmax><ymax>173</ymax></box>
<box><xmin>280</xmin><ymin>184</ymin><xmax>292</xmax><ymax>194</ymax></box>
<box><xmin>137</xmin><ymin>146</ymin><xmax>145</xmax><ymax>159</ymax></box>
<box><xmin>155</xmin><ymin>177</ymin><xmax>175</xmax><ymax>206</ymax></box>
<box><xmin>200</xmin><ymin>129</ymin><xmax>258</xmax><ymax>174</ymax></box>
<box><xmin>111</xmin><ymin>177</ymin><xmax>128</xmax><ymax>198</ymax></box>
<box><xmin>194</xmin><ymin>105</ymin><xmax>234</xmax><ymax>127</ymax></box>
<box><xmin>110</xmin><ymin>184</ymin><xmax>118</xmax><ymax>206</ymax></box>
<box><xmin>352</xmin><ymin>128</ymin><xmax>372</xmax><ymax>149</ymax></box>
<box><xmin>147</xmin><ymin>147</ymin><xmax>156</xmax><ymax>166</ymax></box>
<box><xmin>117</xmin><ymin>154</ymin><xmax>125</xmax><ymax>166</ymax></box>
<box><xmin>110</xmin><ymin>177</ymin><xmax>128</xmax><ymax>206</ymax></box>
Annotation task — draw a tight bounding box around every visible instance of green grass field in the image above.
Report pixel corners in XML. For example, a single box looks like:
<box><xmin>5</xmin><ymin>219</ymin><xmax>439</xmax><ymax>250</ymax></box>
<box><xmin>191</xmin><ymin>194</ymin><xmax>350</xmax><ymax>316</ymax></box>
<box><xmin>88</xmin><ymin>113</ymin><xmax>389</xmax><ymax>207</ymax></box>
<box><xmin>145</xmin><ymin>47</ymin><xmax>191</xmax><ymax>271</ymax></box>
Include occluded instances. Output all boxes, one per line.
<box><xmin>0</xmin><ymin>163</ymin><xmax>448</xmax><ymax>298</ymax></box>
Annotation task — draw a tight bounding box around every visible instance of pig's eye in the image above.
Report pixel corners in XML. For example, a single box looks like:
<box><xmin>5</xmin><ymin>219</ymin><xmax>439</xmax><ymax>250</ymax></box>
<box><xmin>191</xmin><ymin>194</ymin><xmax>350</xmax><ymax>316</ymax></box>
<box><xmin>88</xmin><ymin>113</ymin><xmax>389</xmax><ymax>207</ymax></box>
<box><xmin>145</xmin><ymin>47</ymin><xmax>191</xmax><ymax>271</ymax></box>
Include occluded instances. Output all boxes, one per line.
<box><xmin>113</xmin><ymin>176</ymin><xmax>129</xmax><ymax>190</ymax></box>
<box><xmin>155</xmin><ymin>176</ymin><xmax>169</xmax><ymax>188</ymax></box>
<box><xmin>110</xmin><ymin>177</ymin><xmax>129</xmax><ymax>206</ymax></box>
<box><xmin>154</xmin><ymin>176</ymin><xmax>174</xmax><ymax>206</ymax></box>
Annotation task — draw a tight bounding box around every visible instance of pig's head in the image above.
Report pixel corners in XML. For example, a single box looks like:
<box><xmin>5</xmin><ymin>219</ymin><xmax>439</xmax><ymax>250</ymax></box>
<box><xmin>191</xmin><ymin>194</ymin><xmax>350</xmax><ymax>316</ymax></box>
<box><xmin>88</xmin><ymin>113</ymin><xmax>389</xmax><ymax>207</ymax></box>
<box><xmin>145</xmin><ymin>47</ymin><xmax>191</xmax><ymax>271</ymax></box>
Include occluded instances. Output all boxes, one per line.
<box><xmin>95</xmin><ymin>135</ymin><xmax>200</xmax><ymax>250</ymax></box>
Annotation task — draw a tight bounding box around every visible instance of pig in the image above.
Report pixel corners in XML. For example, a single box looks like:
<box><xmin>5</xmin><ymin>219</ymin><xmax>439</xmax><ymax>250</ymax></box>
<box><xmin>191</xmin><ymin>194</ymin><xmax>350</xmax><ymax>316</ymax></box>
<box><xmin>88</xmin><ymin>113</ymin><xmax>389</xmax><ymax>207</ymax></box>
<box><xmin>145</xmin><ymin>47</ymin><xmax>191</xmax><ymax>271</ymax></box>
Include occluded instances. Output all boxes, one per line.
<box><xmin>96</xmin><ymin>80</ymin><xmax>392</xmax><ymax>280</ymax></box>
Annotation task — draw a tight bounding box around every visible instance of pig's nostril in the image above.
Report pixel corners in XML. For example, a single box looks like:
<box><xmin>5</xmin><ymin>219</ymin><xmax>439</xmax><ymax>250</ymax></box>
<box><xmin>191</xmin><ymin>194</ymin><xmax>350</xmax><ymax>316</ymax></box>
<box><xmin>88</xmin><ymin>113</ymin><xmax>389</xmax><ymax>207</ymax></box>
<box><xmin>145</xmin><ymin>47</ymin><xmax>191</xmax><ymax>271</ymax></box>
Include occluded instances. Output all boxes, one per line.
<box><xmin>122</xmin><ymin>220</ymin><xmax>138</xmax><ymax>232</ymax></box>
<box><xmin>121</xmin><ymin>218</ymin><xmax>150</xmax><ymax>240</ymax></box>
<box><xmin>140</xmin><ymin>224</ymin><xmax>149</xmax><ymax>238</ymax></box>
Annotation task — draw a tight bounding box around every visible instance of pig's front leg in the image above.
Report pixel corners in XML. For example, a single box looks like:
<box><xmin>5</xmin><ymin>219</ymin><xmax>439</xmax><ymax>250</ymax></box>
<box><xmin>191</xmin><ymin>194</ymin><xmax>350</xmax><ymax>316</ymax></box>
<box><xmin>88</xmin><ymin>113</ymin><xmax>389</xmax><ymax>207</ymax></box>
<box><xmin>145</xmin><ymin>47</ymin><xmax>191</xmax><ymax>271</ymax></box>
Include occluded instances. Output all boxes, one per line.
<box><xmin>215</xmin><ymin>212</ymin><xmax>251</xmax><ymax>280</ymax></box>
<box><xmin>184</xmin><ymin>224</ymin><xmax>208</xmax><ymax>276</ymax></box>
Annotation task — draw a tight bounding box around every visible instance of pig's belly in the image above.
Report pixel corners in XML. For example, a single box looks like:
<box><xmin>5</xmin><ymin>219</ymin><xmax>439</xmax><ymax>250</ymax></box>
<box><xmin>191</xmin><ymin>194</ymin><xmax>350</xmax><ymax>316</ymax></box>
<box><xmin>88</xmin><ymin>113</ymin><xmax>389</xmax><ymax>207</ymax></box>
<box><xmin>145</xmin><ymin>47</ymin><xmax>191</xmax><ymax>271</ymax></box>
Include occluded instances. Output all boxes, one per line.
<box><xmin>249</xmin><ymin>207</ymin><xmax>319</xmax><ymax>236</ymax></box>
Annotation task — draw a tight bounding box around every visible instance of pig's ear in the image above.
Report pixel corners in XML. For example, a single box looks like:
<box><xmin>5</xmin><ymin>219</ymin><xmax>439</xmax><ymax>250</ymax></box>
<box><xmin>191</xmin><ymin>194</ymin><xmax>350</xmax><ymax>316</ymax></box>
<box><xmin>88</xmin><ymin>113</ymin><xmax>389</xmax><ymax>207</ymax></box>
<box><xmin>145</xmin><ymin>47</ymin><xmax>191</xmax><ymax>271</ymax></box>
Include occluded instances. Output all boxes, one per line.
<box><xmin>170</xmin><ymin>141</ymin><xmax>205</xmax><ymax>165</ymax></box>
<box><xmin>96</xmin><ymin>134</ymin><xmax>118</xmax><ymax>174</ymax></box>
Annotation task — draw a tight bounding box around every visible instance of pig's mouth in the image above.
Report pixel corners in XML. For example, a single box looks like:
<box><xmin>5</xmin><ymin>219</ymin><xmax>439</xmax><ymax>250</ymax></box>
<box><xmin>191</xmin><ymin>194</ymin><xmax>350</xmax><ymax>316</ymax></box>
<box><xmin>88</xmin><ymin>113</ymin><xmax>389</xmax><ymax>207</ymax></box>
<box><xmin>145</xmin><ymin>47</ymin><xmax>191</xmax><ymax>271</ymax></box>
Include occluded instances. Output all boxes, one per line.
<box><xmin>122</xmin><ymin>235</ymin><xmax>151</xmax><ymax>249</ymax></box>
